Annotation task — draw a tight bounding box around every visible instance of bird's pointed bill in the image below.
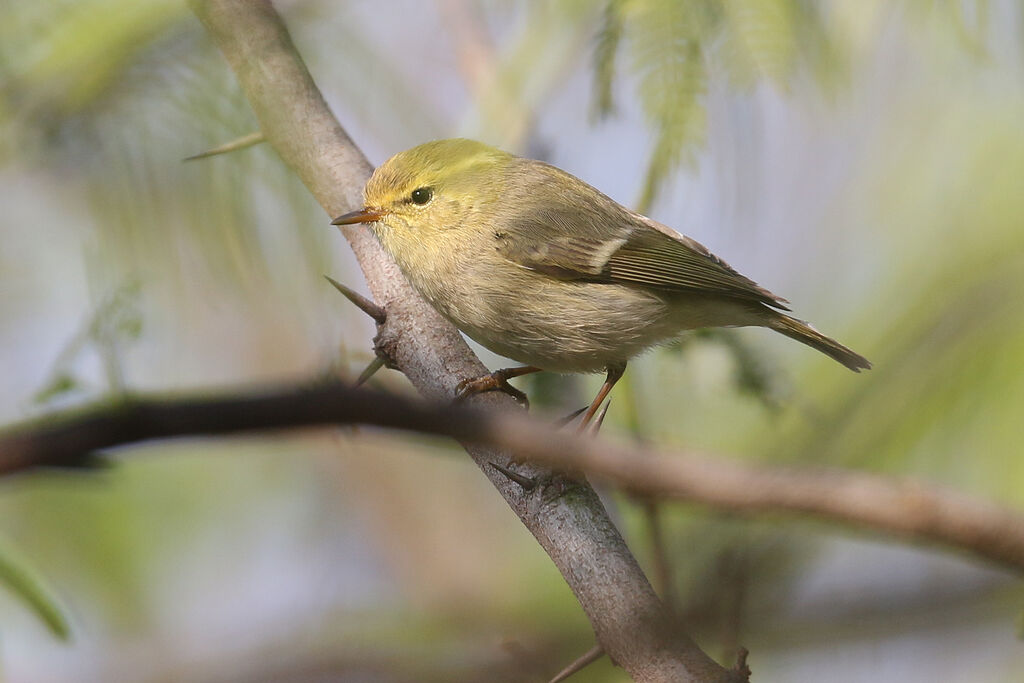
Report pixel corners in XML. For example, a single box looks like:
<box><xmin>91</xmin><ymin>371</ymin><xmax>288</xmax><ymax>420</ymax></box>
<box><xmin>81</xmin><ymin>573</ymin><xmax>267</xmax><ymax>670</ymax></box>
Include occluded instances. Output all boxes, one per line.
<box><xmin>331</xmin><ymin>208</ymin><xmax>385</xmax><ymax>225</ymax></box>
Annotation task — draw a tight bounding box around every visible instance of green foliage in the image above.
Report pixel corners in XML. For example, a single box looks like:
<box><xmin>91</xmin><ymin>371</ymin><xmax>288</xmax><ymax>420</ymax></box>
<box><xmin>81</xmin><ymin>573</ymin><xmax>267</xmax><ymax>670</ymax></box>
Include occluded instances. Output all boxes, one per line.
<box><xmin>720</xmin><ymin>0</ymin><xmax>799</xmax><ymax>86</ymax></box>
<box><xmin>904</xmin><ymin>0</ymin><xmax>991</xmax><ymax>55</ymax></box>
<box><xmin>0</xmin><ymin>537</ymin><xmax>70</xmax><ymax>640</ymax></box>
<box><xmin>770</xmin><ymin>100</ymin><xmax>1024</xmax><ymax>500</ymax></box>
<box><xmin>684</xmin><ymin>329</ymin><xmax>786</xmax><ymax>410</ymax></box>
<box><xmin>589</xmin><ymin>0</ymin><xmax>996</xmax><ymax>212</ymax></box>
<box><xmin>591</xmin><ymin>0</ymin><xmax>625</xmax><ymax>120</ymax></box>
<box><xmin>0</xmin><ymin>0</ymin><xmax>382</xmax><ymax>306</ymax></box>
<box><xmin>464</xmin><ymin>0</ymin><xmax>601</xmax><ymax>149</ymax></box>
<box><xmin>33</xmin><ymin>283</ymin><xmax>142</xmax><ymax>403</ymax></box>
<box><xmin>625</xmin><ymin>0</ymin><xmax>713</xmax><ymax>213</ymax></box>
<box><xmin>591</xmin><ymin>0</ymin><xmax>847</xmax><ymax>211</ymax></box>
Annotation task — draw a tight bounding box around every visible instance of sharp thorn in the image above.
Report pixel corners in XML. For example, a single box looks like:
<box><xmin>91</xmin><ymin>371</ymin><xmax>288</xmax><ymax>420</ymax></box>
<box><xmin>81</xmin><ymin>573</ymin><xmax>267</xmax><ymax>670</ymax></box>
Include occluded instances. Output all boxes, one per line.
<box><xmin>355</xmin><ymin>356</ymin><xmax>385</xmax><ymax>387</ymax></box>
<box><xmin>548</xmin><ymin>644</ymin><xmax>605</xmax><ymax>683</ymax></box>
<box><xmin>324</xmin><ymin>275</ymin><xmax>386</xmax><ymax>324</ymax></box>
<box><xmin>591</xmin><ymin>399</ymin><xmax>612</xmax><ymax>435</ymax></box>
<box><xmin>183</xmin><ymin>131</ymin><xmax>265</xmax><ymax>161</ymax></box>
<box><xmin>554</xmin><ymin>406</ymin><xmax>588</xmax><ymax>428</ymax></box>
<box><xmin>732</xmin><ymin>647</ymin><xmax>751</xmax><ymax>681</ymax></box>
<box><xmin>489</xmin><ymin>462</ymin><xmax>537</xmax><ymax>491</ymax></box>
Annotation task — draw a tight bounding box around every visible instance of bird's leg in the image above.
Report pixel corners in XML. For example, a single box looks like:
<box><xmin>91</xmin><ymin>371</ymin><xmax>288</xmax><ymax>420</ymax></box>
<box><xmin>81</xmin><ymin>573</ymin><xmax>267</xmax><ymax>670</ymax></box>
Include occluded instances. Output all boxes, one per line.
<box><xmin>455</xmin><ymin>365</ymin><xmax>542</xmax><ymax>406</ymax></box>
<box><xmin>578</xmin><ymin>363</ymin><xmax>625</xmax><ymax>433</ymax></box>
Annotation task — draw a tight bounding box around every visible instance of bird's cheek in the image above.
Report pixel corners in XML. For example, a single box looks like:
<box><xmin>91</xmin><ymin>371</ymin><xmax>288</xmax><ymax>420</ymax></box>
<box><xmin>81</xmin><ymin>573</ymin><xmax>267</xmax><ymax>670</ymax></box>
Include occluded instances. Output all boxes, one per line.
<box><xmin>372</xmin><ymin>215</ymin><xmax>399</xmax><ymax>234</ymax></box>
<box><xmin>363</xmin><ymin>219</ymin><xmax>390</xmax><ymax>247</ymax></box>
<box><xmin>372</xmin><ymin>219</ymin><xmax>410</xmax><ymax>257</ymax></box>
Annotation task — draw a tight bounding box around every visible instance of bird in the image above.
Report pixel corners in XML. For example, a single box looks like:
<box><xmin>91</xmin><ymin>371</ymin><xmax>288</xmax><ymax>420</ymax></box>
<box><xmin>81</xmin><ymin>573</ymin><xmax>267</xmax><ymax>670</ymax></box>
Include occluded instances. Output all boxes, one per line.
<box><xmin>333</xmin><ymin>138</ymin><xmax>870</xmax><ymax>428</ymax></box>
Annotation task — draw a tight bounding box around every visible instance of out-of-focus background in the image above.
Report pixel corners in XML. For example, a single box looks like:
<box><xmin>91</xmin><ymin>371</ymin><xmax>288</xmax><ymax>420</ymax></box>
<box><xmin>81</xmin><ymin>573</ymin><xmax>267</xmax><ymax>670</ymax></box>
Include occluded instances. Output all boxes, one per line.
<box><xmin>2</xmin><ymin>1</ymin><xmax>1023</xmax><ymax>681</ymax></box>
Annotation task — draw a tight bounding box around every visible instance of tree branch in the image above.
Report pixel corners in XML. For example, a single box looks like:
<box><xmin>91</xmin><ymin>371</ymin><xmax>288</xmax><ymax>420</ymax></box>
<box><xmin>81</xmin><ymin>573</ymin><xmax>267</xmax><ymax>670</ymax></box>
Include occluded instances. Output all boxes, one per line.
<box><xmin>4</xmin><ymin>380</ymin><xmax>1024</xmax><ymax>576</ymax></box>
<box><xmin>186</xmin><ymin>1</ymin><xmax>729</xmax><ymax>680</ymax></box>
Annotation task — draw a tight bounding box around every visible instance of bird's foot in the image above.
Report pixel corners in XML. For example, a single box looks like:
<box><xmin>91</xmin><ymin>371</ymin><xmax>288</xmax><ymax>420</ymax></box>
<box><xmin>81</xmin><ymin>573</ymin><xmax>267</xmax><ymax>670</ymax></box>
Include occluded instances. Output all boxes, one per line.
<box><xmin>455</xmin><ymin>368</ymin><xmax>532</xmax><ymax>408</ymax></box>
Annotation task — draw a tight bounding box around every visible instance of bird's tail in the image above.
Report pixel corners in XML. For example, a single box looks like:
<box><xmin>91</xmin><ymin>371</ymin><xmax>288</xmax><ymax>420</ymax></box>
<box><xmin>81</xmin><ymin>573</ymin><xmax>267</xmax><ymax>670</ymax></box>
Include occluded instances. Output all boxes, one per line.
<box><xmin>769</xmin><ymin>314</ymin><xmax>871</xmax><ymax>372</ymax></box>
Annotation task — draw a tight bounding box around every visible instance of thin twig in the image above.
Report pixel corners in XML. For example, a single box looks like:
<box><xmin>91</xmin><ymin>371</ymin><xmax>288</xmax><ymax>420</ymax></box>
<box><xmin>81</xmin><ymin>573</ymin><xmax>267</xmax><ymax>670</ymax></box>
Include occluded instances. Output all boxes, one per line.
<box><xmin>548</xmin><ymin>644</ymin><xmax>605</xmax><ymax>683</ymax></box>
<box><xmin>183</xmin><ymin>131</ymin><xmax>265</xmax><ymax>161</ymax></box>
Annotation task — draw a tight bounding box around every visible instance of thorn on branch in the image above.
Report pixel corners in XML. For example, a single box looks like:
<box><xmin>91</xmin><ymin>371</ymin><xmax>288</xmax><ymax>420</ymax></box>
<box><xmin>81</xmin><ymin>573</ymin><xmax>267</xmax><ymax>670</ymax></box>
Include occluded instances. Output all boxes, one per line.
<box><xmin>324</xmin><ymin>275</ymin><xmax>386</xmax><ymax>324</ymax></box>
<box><xmin>731</xmin><ymin>647</ymin><xmax>751</xmax><ymax>682</ymax></box>
<box><xmin>355</xmin><ymin>356</ymin><xmax>385</xmax><ymax>387</ymax></box>
<box><xmin>555</xmin><ymin>406</ymin><xmax>588</xmax><ymax>428</ymax></box>
<box><xmin>591</xmin><ymin>399</ymin><xmax>611</xmax><ymax>435</ymax></box>
<box><xmin>183</xmin><ymin>131</ymin><xmax>265</xmax><ymax>161</ymax></box>
<box><xmin>548</xmin><ymin>644</ymin><xmax>605</xmax><ymax>683</ymax></box>
<box><xmin>489</xmin><ymin>461</ymin><xmax>537</xmax><ymax>491</ymax></box>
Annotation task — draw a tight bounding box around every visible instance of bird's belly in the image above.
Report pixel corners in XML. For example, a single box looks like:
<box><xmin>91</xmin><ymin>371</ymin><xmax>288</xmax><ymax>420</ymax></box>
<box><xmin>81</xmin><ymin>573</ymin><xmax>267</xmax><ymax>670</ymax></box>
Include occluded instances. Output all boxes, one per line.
<box><xmin>434</xmin><ymin>278</ymin><xmax>684</xmax><ymax>374</ymax></box>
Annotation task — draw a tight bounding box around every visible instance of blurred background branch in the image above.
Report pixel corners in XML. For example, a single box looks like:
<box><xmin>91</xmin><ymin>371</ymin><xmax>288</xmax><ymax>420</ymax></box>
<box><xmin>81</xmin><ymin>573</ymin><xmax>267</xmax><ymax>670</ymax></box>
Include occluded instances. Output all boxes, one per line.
<box><xmin>3</xmin><ymin>380</ymin><xmax>1024</xmax><ymax>575</ymax></box>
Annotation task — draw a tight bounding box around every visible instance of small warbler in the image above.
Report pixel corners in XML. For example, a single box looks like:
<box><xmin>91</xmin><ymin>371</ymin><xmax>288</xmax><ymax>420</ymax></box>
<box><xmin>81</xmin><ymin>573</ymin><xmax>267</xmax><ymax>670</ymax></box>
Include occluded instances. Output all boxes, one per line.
<box><xmin>333</xmin><ymin>139</ymin><xmax>870</xmax><ymax>425</ymax></box>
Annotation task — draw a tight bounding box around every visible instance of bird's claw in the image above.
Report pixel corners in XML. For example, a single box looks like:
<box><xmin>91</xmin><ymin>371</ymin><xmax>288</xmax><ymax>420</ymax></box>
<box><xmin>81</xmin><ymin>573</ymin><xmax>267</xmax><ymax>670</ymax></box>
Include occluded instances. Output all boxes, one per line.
<box><xmin>455</xmin><ymin>371</ymin><xmax>530</xmax><ymax>408</ymax></box>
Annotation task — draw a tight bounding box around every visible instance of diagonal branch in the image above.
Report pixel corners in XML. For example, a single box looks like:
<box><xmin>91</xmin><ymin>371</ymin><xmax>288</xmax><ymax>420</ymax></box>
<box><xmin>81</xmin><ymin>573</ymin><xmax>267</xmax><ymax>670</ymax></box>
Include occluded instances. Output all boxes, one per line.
<box><xmin>186</xmin><ymin>1</ymin><xmax>730</xmax><ymax>680</ymax></box>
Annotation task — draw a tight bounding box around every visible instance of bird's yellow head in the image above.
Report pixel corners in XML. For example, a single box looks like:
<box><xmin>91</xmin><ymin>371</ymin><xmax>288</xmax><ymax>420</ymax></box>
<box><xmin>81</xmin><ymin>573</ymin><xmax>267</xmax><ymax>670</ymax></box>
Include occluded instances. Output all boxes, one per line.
<box><xmin>331</xmin><ymin>139</ymin><xmax>515</xmax><ymax>243</ymax></box>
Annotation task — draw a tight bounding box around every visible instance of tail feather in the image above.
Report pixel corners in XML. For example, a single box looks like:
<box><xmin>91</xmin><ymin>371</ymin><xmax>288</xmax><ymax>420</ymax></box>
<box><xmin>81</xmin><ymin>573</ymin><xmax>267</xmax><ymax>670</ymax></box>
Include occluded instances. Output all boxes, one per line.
<box><xmin>769</xmin><ymin>314</ymin><xmax>871</xmax><ymax>372</ymax></box>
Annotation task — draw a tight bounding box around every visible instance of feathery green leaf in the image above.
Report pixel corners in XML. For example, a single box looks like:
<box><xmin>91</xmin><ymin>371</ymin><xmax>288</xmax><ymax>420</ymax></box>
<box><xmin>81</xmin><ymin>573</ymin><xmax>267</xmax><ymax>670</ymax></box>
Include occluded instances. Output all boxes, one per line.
<box><xmin>0</xmin><ymin>538</ymin><xmax>70</xmax><ymax>640</ymax></box>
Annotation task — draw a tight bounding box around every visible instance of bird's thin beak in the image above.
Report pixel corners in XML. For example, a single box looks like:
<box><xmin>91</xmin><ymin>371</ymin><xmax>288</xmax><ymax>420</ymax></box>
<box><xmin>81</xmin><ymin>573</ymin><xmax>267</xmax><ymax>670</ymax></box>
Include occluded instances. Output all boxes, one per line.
<box><xmin>331</xmin><ymin>207</ymin><xmax>385</xmax><ymax>225</ymax></box>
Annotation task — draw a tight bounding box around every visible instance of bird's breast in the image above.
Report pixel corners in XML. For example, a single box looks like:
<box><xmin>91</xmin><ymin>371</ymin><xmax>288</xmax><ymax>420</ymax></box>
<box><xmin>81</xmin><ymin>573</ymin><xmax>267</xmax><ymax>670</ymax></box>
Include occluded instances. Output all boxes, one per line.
<box><xmin>383</xmin><ymin>227</ymin><xmax>685</xmax><ymax>373</ymax></box>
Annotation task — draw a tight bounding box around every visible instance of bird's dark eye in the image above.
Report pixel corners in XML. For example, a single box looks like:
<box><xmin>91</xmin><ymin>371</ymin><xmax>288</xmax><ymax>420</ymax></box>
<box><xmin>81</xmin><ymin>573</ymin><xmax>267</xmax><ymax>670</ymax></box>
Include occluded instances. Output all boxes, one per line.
<box><xmin>410</xmin><ymin>187</ymin><xmax>433</xmax><ymax>205</ymax></box>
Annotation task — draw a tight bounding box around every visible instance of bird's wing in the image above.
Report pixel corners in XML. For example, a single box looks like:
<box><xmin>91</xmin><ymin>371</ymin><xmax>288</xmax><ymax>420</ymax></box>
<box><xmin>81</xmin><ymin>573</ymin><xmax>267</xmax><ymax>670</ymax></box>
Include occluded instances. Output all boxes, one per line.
<box><xmin>497</xmin><ymin>202</ymin><xmax>789</xmax><ymax>311</ymax></box>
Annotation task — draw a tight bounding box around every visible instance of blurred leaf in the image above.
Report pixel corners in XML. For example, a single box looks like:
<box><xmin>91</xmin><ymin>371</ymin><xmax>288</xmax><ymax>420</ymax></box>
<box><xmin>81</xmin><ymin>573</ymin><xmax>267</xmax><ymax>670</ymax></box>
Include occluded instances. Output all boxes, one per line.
<box><xmin>591</xmin><ymin>0</ymin><xmax>626</xmax><ymax>120</ymax></box>
<box><xmin>790</xmin><ymin>0</ymin><xmax>849</xmax><ymax>96</ymax></box>
<box><xmin>298</xmin><ymin>3</ymin><xmax>446</xmax><ymax>150</ymax></box>
<box><xmin>624</xmin><ymin>0</ymin><xmax>714</xmax><ymax>213</ymax></box>
<box><xmin>467</xmin><ymin>0</ymin><xmax>598</xmax><ymax>149</ymax></box>
<box><xmin>691</xmin><ymin>329</ymin><xmax>787</xmax><ymax>410</ymax></box>
<box><xmin>0</xmin><ymin>537</ymin><xmax>70</xmax><ymax>640</ymax></box>
<box><xmin>765</xmin><ymin>99</ymin><xmax>1024</xmax><ymax>504</ymax></box>
<box><xmin>2</xmin><ymin>0</ymin><xmax>187</xmax><ymax>118</ymax></box>
<box><xmin>720</xmin><ymin>0</ymin><xmax>798</xmax><ymax>87</ymax></box>
<box><xmin>904</xmin><ymin>0</ymin><xmax>991</xmax><ymax>56</ymax></box>
<box><xmin>589</xmin><ymin>0</ymin><xmax>855</xmax><ymax>210</ymax></box>
<box><xmin>32</xmin><ymin>281</ymin><xmax>144</xmax><ymax>400</ymax></box>
<box><xmin>32</xmin><ymin>372</ymin><xmax>80</xmax><ymax>405</ymax></box>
